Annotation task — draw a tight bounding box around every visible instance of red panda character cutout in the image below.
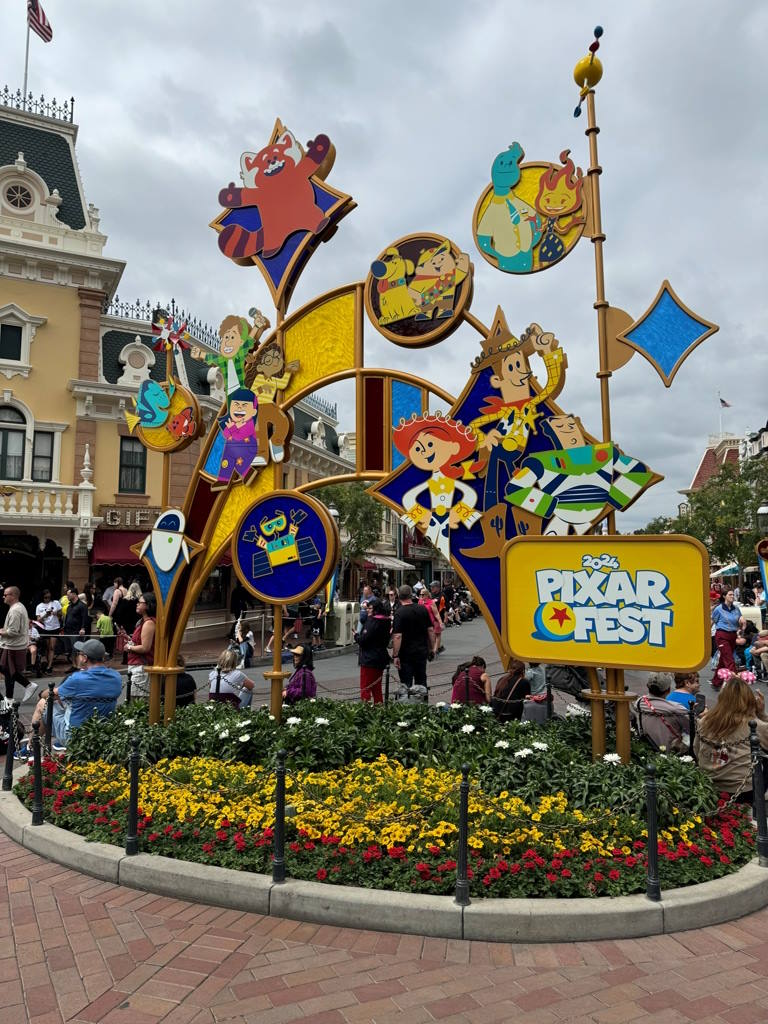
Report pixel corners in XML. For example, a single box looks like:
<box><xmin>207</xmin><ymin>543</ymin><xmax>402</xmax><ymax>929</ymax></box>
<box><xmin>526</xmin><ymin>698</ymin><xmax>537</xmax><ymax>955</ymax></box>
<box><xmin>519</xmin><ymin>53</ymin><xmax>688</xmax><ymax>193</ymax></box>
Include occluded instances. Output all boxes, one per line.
<box><xmin>218</xmin><ymin>129</ymin><xmax>332</xmax><ymax>260</ymax></box>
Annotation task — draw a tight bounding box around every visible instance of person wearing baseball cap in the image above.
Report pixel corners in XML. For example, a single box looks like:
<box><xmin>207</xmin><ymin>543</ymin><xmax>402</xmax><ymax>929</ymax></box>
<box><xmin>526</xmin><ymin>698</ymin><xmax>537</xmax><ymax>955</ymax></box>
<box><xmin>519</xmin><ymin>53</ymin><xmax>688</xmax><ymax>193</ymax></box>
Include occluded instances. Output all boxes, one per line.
<box><xmin>26</xmin><ymin>636</ymin><xmax>122</xmax><ymax>754</ymax></box>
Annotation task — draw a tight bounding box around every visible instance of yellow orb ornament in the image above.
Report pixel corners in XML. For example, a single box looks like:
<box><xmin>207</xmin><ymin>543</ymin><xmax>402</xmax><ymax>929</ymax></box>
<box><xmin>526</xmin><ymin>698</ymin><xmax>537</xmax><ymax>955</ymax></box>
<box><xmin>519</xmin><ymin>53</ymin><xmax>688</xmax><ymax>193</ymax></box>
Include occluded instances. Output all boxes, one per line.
<box><xmin>573</xmin><ymin>55</ymin><xmax>603</xmax><ymax>90</ymax></box>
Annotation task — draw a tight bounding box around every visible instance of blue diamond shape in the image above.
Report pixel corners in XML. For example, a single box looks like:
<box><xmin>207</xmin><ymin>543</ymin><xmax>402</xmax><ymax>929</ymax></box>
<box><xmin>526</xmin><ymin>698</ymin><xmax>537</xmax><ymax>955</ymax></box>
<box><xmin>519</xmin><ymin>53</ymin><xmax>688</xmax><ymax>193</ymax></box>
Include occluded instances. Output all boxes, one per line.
<box><xmin>619</xmin><ymin>281</ymin><xmax>717</xmax><ymax>386</ymax></box>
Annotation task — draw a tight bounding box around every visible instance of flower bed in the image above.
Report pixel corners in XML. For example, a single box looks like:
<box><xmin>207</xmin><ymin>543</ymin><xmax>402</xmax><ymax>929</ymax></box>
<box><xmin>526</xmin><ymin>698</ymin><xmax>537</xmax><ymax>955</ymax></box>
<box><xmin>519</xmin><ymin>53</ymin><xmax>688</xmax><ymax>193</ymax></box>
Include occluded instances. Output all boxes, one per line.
<box><xmin>16</xmin><ymin>715</ymin><xmax>758</xmax><ymax>898</ymax></box>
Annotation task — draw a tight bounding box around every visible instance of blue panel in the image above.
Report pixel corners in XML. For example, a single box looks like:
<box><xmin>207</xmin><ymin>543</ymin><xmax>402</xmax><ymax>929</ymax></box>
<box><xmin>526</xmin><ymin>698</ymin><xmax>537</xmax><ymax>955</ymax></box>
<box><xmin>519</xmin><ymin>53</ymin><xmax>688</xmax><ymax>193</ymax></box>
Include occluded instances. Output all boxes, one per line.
<box><xmin>625</xmin><ymin>287</ymin><xmax>711</xmax><ymax>378</ymax></box>
<box><xmin>234</xmin><ymin>495</ymin><xmax>332</xmax><ymax>602</ymax></box>
<box><xmin>391</xmin><ymin>381</ymin><xmax>423</xmax><ymax>468</ymax></box>
<box><xmin>203</xmin><ymin>430</ymin><xmax>225</xmax><ymax>478</ymax></box>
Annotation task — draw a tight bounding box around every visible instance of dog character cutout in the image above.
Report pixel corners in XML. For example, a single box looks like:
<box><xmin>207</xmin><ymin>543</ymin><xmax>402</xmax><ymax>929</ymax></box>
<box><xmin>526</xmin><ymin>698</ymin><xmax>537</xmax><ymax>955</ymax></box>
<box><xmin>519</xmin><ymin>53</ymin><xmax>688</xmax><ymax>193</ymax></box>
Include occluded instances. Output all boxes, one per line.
<box><xmin>370</xmin><ymin>247</ymin><xmax>419</xmax><ymax>325</ymax></box>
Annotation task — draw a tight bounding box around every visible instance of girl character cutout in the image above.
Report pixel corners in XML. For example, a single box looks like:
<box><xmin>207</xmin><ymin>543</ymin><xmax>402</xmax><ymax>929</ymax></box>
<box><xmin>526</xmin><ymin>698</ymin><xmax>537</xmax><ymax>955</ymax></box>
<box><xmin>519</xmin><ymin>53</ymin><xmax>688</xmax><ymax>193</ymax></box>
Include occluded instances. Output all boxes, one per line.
<box><xmin>534</xmin><ymin>150</ymin><xmax>585</xmax><ymax>266</ymax></box>
<box><xmin>394</xmin><ymin>413</ymin><xmax>480</xmax><ymax>559</ymax></box>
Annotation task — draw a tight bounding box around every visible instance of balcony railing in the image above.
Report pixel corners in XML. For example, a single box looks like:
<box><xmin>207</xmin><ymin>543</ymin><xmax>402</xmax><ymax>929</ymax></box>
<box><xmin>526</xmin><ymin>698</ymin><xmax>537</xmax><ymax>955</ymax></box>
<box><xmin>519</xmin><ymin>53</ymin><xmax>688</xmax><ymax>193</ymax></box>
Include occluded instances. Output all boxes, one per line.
<box><xmin>103</xmin><ymin>296</ymin><xmax>221</xmax><ymax>352</ymax></box>
<box><xmin>0</xmin><ymin>86</ymin><xmax>75</xmax><ymax>123</ymax></box>
<box><xmin>0</xmin><ymin>481</ymin><xmax>86</xmax><ymax>519</ymax></box>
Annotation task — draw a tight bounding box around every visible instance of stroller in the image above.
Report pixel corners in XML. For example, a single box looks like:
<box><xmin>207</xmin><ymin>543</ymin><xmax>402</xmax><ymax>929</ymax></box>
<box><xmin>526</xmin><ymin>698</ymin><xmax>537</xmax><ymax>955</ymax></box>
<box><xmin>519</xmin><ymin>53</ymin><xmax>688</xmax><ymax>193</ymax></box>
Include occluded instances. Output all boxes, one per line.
<box><xmin>393</xmin><ymin>683</ymin><xmax>429</xmax><ymax>704</ymax></box>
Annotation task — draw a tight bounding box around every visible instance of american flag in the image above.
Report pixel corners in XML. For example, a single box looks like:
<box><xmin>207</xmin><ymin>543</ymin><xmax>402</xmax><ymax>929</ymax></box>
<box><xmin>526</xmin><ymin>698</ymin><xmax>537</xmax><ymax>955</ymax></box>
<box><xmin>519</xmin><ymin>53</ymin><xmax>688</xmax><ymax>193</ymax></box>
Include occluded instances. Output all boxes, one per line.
<box><xmin>719</xmin><ymin>396</ymin><xmax>732</xmax><ymax>409</ymax></box>
<box><xmin>27</xmin><ymin>0</ymin><xmax>53</xmax><ymax>43</ymax></box>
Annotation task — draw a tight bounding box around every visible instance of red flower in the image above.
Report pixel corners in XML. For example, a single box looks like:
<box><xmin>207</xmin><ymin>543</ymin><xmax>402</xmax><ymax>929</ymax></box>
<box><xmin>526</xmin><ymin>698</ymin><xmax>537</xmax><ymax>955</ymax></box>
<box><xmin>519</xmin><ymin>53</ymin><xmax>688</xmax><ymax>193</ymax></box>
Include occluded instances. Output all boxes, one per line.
<box><xmin>546</xmin><ymin>872</ymin><xmax>558</xmax><ymax>883</ymax></box>
<box><xmin>594</xmin><ymin>872</ymin><xmax>605</xmax><ymax>882</ymax></box>
<box><xmin>561</xmin><ymin>869</ymin><xmax>572</xmax><ymax>878</ymax></box>
<box><xmin>427</xmin><ymin>844</ymin><xmax>440</xmax><ymax>855</ymax></box>
<box><xmin>201</xmin><ymin>842</ymin><xmax>214</xmax><ymax>854</ymax></box>
<box><xmin>510</xmin><ymin>863</ymin><xmax>521</xmax><ymax>874</ymax></box>
<box><xmin>624</xmin><ymin>856</ymin><xmax>638</xmax><ymax>868</ymax></box>
<box><xmin>316</xmin><ymin>868</ymin><xmax>328</xmax><ymax>881</ymax></box>
<box><xmin>304</xmin><ymin>841</ymin><xmax>316</xmax><ymax>851</ymax></box>
<box><xmin>609</xmin><ymin>870</ymin><xmax>620</xmax><ymax>881</ymax></box>
<box><xmin>720</xmin><ymin>855</ymin><xmax>730</xmax><ymax>864</ymax></box>
<box><xmin>147</xmin><ymin>832</ymin><xmax>159</xmax><ymax>842</ymax></box>
<box><xmin>289</xmin><ymin>842</ymin><xmax>301</xmax><ymax>853</ymax></box>
<box><xmin>172</xmin><ymin>830</ymin><xmax>183</xmax><ymax>840</ymax></box>
<box><xmin>699</xmin><ymin>855</ymin><xmax>713</xmax><ymax>867</ymax></box>
<box><xmin>387</xmin><ymin>846</ymin><xmax>407</xmax><ymax>861</ymax></box>
<box><xmin>215</xmin><ymin>829</ymin><xmax>228</xmax><ymax>842</ymax></box>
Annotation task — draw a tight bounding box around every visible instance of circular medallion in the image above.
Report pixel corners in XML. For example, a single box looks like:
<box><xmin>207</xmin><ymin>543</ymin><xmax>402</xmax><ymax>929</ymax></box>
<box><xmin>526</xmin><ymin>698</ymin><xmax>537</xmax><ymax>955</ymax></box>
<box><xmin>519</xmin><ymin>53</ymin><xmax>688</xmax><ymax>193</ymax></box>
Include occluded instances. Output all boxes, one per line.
<box><xmin>473</xmin><ymin>145</ymin><xmax>588</xmax><ymax>275</ymax></box>
<box><xmin>131</xmin><ymin>378</ymin><xmax>202</xmax><ymax>453</ymax></box>
<box><xmin>364</xmin><ymin>233</ymin><xmax>473</xmax><ymax>347</ymax></box>
<box><xmin>232</xmin><ymin>490</ymin><xmax>339</xmax><ymax>604</ymax></box>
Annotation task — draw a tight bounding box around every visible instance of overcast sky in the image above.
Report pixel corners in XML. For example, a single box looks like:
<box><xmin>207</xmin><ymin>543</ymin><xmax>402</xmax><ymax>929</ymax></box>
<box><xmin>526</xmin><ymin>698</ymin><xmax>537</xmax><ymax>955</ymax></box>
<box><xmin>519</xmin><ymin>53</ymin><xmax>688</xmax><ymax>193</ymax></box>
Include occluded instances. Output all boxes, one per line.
<box><xmin>2</xmin><ymin>1</ymin><xmax>766</xmax><ymax>527</ymax></box>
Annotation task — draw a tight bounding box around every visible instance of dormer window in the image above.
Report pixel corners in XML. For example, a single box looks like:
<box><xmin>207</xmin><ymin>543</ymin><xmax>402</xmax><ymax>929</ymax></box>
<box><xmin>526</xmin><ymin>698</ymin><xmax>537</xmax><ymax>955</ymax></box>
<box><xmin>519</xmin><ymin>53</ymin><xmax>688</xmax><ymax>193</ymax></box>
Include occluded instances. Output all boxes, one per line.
<box><xmin>0</xmin><ymin>303</ymin><xmax>46</xmax><ymax>379</ymax></box>
<box><xmin>4</xmin><ymin>183</ymin><xmax>32</xmax><ymax>209</ymax></box>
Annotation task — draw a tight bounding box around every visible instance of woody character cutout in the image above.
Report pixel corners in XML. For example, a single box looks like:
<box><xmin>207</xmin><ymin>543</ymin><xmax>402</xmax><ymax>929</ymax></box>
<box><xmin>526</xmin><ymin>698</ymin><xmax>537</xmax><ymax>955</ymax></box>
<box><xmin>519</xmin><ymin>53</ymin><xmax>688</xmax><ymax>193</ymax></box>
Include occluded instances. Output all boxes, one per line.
<box><xmin>463</xmin><ymin>322</ymin><xmax>566</xmax><ymax>557</ymax></box>
<box><xmin>393</xmin><ymin>413</ymin><xmax>480</xmax><ymax>559</ymax></box>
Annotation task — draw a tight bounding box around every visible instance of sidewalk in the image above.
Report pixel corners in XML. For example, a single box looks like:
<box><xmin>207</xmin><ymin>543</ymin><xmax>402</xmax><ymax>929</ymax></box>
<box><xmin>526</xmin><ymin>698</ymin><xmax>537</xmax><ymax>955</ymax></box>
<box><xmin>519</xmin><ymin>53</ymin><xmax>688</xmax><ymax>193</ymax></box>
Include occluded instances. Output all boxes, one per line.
<box><xmin>4</xmin><ymin>830</ymin><xmax>768</xmax><ymax>1024</ymax></box>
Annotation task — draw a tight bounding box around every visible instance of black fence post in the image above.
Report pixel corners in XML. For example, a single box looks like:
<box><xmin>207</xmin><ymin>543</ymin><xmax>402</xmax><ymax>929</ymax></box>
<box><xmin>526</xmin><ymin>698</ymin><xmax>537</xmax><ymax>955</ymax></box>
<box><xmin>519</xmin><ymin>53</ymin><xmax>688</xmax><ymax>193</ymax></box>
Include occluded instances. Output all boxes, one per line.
<box><xmin>125</xmin><ymin>670</ymin><xmax>132</xmax><ymax>705</ymax></box>
<box><xmin>384</xmin><ymin>664</ymin><xmax>390</xmax><ymax>705</ymax></box>
<box><xmin>546</xmin><ymin>682</ymin><xmax>554</xmax><ymax>721</ymax></box>
<box><xmin>645</xmin><ymin>760</ymin><xmax>661</xmax><ymax>901</ymax></box>
<box><xmin>215</xmin><ymin>667</ymin><xmax>222</xmax><ymax>697</ymax></box>
<box><xmin>2</xmin><ymin>701</ymin><xmax>19</xmax><ymax>790</ymax></box>
<box><xmin>749</xmin><ymin>721</ymin><xmax>768</xmax><ymax>867</ymax></box>
<box><xmin>273</xmin><ymin>749</ymin><xmax>286</xmax><ymax>883</ymax></box>
<box><xmin>44</xmin><ymin>681</ymin><xmax>55</xmax><ymax>751</ymax></box>
<box><xmin>454</xmin><ymin>763</ymin><xmax>471</xmax><ymax>907</ymax></box>
<box><xmin>30</xmin><ymin>722</ymin><xmax>44</xmax><ymax>826</ymax></box>
<box><xmin>688</xmin><ymin>705</ymin><xmax>696</xmax><ymax>759</ymax></box>
<box><xmin>125</xmin><ymin>736</ymin><xmax>140</xmax><ymax>856</ymax></box>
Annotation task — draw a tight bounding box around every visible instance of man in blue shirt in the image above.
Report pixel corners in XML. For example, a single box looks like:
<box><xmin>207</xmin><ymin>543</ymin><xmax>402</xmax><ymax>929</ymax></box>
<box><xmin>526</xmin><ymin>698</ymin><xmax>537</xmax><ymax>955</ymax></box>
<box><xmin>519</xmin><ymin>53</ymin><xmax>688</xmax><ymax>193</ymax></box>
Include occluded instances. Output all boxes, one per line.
<box><xmin>667</xmin><ymin>671</ymin><xmax>701</xmax><ymax>711</ymax></box>
<box><xmin>27</xmin><ymin>638</ymin><xmax>122</xmax><ymax>753</ymax></box>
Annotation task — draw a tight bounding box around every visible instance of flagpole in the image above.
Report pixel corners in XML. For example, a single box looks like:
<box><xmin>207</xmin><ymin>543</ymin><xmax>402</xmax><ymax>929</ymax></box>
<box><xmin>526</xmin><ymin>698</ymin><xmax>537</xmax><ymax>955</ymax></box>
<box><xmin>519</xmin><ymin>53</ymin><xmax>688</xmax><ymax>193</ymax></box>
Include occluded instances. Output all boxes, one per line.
<box><xmin>718</xmin><ymin>391</ymin><xmax>723</xmax><ymax>436</ymax></box>
<box><xmin>22</xmin><ymin>20</ymin><xmax>31</xmax><ymax>108</ymax></box>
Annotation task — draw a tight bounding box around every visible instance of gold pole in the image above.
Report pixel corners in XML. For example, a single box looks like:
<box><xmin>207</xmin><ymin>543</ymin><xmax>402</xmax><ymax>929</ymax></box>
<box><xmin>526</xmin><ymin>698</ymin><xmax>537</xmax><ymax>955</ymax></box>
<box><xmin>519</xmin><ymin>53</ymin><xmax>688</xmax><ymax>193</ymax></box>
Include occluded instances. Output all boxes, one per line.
<box><xmin>580</xmin><ymin>47</ymin><xmax>632</xmax><ymax>763</ymax></box>
<box><xmin>264</xmin><ymin>297</ymin><xmax>289</xmax><ymax>722</ymax></box>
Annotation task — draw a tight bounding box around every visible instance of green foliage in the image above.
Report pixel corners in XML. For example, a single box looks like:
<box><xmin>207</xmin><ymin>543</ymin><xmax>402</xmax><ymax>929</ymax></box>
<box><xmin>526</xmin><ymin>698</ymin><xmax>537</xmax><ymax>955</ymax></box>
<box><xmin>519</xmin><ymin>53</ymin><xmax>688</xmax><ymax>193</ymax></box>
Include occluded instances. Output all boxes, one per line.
<box><xmin>67</xmin><ymin>699</ymin><xmax>717</xmax><ymax>825</ymax></box>
<box><xmin>638</xmin><ymin>458</ymin><xmax>768</xmax><ymax>566</ymax></box>
<box><xmin>314</xmin><ymin>483</ymin><xmax>382</xmax><ymax>570</ymax></box>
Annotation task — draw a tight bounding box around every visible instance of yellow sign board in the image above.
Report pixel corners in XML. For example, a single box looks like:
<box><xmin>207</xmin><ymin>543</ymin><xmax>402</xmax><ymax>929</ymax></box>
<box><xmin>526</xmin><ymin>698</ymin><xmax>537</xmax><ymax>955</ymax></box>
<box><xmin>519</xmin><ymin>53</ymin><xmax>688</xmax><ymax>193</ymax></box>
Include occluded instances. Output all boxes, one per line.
<box><xmin>504</xmin><ymin>535</ymin><xmax>710</xmax><ymax>672</ymax></box>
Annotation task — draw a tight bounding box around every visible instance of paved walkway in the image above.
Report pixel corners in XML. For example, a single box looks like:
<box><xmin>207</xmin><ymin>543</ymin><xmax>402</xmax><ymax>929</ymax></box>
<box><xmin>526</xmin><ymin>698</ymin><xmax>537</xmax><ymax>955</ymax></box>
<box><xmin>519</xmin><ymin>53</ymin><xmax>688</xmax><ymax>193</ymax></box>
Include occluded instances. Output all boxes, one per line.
<box><xmin>5</xmin><ymin>833</ymin><xmax>768</xmax><ymax>1024</ymax></box>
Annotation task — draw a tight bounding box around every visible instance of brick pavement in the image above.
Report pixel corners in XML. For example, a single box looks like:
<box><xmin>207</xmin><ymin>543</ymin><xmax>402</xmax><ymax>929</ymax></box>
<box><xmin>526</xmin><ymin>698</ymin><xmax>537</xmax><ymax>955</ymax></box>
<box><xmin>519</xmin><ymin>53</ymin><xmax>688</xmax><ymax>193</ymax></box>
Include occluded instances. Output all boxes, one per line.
<box><xmin>5</xmin><ymin>833</ymin><xmax>768</xmax><ymax>1023</ymax></box>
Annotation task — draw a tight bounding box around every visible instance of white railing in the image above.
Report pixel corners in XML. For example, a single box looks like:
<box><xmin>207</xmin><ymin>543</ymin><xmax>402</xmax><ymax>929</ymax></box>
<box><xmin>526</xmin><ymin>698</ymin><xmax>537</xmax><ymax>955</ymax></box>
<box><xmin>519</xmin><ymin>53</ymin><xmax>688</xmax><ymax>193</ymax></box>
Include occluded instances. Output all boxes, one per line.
<box><xmin>0</xmin><ymin>481</ymin><xmax>84</xmax><ymax>519</ymax></box>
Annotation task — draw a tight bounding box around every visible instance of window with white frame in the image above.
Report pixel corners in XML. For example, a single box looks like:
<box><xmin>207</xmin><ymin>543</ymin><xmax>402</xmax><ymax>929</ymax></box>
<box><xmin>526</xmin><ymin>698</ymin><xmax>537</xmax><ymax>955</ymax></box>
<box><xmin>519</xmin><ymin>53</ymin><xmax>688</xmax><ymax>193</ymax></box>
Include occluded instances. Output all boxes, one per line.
<box><xmin>0</xmin><ymin>406</ymin><xmax>25</xmax><ymax>480</ymax></box>
<box><xmin>0</xmin><ymin>304</ymin><xmax>46</xmax><ymax>379</ymax></box>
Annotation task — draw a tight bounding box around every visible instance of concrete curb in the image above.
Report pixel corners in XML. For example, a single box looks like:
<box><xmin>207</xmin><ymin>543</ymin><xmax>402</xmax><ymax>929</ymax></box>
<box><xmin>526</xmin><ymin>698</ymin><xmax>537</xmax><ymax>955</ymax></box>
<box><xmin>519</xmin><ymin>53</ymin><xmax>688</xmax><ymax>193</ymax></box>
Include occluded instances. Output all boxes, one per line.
<box><xmin>2</xmin><ymin>781</ymin><xmax>768</xmax><ymax>942</ymax></box>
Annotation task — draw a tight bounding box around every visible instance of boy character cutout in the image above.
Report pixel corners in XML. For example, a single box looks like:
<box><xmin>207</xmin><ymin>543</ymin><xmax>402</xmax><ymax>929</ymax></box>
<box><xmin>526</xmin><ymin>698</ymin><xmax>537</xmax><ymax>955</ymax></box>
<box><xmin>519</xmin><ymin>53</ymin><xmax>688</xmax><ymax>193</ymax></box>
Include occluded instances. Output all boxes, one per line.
<box><xmin>215</xmin><ymin>388</ymin><xmax>259</xmax><ymax>489</ymax></box>
<box><xmin>245</xmin><ymin>340</ymin><xmax>300</xmax><ymax>465</ymax></box>
<box><xmin>393</xmin><ymin>413</ymin><xmax>480</xmax><ymax>559</ymax></box>
<box><xmin>192</xmin><ymin>309</ymin><xmax>270</xmax><ymax>394</ymax></box>
<box><xmin>407</xmin><ymin>241</ymin><xmax>470</xmax><ymax>321</ymax></box>
<box><xmin>504</xmin><ymin>414</ymin><xmax>657</xmax><ymax>535</ymax></box>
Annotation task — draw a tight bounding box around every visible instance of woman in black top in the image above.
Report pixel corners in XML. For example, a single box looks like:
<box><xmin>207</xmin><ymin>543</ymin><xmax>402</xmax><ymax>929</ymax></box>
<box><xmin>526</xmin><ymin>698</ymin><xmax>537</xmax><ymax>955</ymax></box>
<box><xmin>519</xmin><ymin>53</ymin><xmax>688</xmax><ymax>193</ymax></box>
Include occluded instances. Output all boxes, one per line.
<box><xmin>491</xmin><ymin>659</ymin><xmax>531</xmax><ymax>722</ymax></box>
<box><xmin>358</xmin><ymin>597</ymin><xmax>391</xmax><ymax>704</ymax></box>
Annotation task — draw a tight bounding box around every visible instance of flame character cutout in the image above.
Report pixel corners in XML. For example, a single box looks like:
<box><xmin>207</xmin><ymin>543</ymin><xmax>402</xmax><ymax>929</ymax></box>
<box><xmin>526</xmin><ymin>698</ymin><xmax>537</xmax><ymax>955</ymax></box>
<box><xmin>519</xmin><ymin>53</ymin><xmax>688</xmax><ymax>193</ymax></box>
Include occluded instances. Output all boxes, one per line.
<box><xmin>534</xmin><ymin>151</ymin><xmax>586</xmax><ymax>266</ymax></box>
<box><xmin>393</xmin><ymin>413</ymin><xmax>480</xmax><ymax>559</ymax></box>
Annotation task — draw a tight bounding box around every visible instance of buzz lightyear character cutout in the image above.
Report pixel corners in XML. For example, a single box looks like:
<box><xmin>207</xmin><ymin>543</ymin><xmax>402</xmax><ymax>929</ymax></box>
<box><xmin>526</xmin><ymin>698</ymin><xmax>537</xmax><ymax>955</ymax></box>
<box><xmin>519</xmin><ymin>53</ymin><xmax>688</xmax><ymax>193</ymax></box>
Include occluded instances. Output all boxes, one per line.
<box><xmin>504</xmin><ymin>414</ymin><xmax>660</xmax><ymax>536</ymax></box>
<box><xmin>392</xmin><ymin>413</ymin><xmax>480</xmax><ymax>559</ymax></box>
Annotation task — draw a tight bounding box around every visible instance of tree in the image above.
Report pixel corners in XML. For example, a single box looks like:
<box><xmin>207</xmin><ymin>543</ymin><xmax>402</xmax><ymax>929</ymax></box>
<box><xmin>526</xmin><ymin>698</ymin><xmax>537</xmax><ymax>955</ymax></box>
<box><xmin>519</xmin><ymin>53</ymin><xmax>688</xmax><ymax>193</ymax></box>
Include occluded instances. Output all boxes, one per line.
<box><xmin>635</xmin><ymin>459</ymin><xmax>768</xmax><ymax>579</ymax></box>
<box><xmin>633</xmin><ymin>515</ymin><xmax>678</xmax><ymax>535</ymax></box>
<box><xmin>684</xmin><ymin>459</ymin><xmax>768</xmax><ymax>570</ymax></box>
<box><xmin>314</xmin><ymin>482</ymin><xmax>383</xmax><ymax>591</ymax></box>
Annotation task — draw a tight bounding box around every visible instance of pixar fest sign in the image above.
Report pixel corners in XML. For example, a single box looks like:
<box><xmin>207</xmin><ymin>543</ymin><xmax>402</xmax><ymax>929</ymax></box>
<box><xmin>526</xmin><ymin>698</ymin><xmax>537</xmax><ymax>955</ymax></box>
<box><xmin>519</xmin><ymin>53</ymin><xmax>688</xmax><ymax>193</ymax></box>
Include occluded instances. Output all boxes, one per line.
<box><xmin>504</xmin><ymin>536</ymin><xmax>710</xmax><ymax>672</ymax></box>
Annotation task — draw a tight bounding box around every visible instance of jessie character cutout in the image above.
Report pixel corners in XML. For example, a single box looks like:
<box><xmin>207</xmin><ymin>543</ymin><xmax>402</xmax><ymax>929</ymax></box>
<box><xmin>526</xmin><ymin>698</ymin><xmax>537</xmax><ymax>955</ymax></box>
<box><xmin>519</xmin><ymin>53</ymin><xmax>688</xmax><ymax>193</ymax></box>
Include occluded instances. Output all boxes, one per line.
<box><xmin>394</xmin><ymin>413</ymin><xmax>480</xmax><ymax>558</ymax></box>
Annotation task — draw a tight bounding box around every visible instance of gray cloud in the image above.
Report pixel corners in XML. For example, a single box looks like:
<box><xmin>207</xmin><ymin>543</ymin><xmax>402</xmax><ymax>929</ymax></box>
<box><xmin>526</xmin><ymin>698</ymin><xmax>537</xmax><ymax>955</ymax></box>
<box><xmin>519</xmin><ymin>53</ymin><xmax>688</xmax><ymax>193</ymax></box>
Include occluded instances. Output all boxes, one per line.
<box><xmin>2</xmin><ymin>0</ymin><xmax>765</xmax><ymax>528</ymax></box>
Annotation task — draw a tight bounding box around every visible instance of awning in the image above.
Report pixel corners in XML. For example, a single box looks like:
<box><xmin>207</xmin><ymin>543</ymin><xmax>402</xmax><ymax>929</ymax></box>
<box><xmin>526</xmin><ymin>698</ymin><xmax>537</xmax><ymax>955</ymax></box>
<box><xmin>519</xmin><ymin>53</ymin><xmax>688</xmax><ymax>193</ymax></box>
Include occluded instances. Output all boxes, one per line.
<box><xmin>364</xmin><ymin>554</ymin><xmax>415</xmax><ymax>571</ymax></box>
<box><xmin>90</xmin><ymin>531</ymin><xmax>231</xmax><ymax>566</ymax></box>
<box><xmin>710</xmin><ymin>564</ymin><xmax>740</xmax><ymax>577</ymax></box>
<box><xmin>89</xmin><ymin>530</ymin><xmax>146</xmax><ymax>565</ymax></box>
